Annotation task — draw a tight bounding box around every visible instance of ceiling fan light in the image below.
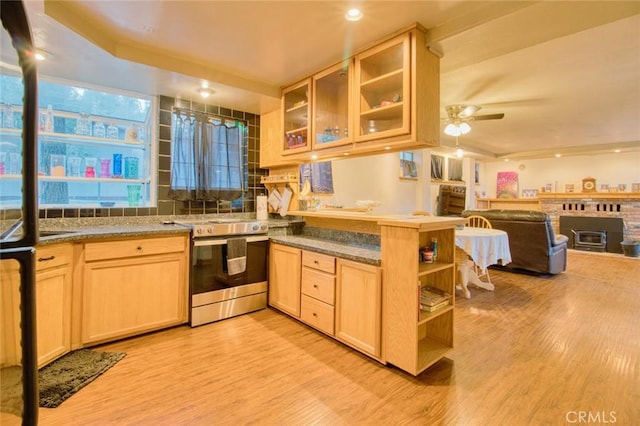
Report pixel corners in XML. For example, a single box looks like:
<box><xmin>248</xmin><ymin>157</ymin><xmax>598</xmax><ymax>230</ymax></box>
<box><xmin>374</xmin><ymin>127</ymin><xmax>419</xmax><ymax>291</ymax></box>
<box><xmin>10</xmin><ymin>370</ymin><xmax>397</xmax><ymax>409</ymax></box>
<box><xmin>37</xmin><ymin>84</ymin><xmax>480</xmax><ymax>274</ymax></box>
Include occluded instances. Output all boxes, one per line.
<box><xmin>459</xmin><ymin>122</ymin><xmax>471</xmax><ymax>134</ymax></box>
<box><xmin>444</xmin><ymin>123</ymin><xmax>461</xmax><ymax>136</ymax></box>
<box><xmin>455</xmin><ymin>148</ymin><xmax>464</xmax><ymax>158</ymax></box>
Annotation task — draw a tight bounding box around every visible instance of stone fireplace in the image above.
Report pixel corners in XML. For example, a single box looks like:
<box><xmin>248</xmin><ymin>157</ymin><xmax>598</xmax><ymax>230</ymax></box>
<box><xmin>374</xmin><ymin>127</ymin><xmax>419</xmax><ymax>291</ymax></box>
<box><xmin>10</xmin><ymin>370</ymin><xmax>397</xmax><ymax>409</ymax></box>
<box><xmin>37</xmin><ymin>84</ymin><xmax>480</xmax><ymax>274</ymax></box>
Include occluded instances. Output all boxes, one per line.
<box><xmin>559</xmin><ymin>216</ymin><xmax>624</xmax><ymax>253</ymax></box>
<box><xmin>539</xmin><ymin>193</ymin><xmax>639</xmax><ymax>253</ymax></box>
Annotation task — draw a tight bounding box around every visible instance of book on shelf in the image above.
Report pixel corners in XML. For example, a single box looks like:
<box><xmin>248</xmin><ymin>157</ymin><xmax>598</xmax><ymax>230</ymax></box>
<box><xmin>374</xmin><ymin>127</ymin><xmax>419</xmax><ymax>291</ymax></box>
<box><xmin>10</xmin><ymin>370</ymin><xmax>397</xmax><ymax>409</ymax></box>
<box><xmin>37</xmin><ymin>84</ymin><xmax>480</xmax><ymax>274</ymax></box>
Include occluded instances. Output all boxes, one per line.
<box><xmin>420</xmin><ymin>286</ymin><xmax>451</xmax><ymax>307</ymax></box>
<box><xmin>421</xmin><ymin>299</ymin><xmax>450</xmax><ymax>313</ymax></box>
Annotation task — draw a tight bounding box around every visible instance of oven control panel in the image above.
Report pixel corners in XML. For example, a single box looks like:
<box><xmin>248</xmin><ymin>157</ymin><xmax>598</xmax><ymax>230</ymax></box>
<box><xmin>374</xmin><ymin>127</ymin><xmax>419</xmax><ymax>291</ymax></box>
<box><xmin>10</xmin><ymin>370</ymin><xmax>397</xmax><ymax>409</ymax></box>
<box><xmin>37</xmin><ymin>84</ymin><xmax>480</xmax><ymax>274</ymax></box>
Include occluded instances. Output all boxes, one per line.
<box><xmin>190</xmin><ymin>220</ymin><xmax>268</xmax><ymax>237</ymax></box>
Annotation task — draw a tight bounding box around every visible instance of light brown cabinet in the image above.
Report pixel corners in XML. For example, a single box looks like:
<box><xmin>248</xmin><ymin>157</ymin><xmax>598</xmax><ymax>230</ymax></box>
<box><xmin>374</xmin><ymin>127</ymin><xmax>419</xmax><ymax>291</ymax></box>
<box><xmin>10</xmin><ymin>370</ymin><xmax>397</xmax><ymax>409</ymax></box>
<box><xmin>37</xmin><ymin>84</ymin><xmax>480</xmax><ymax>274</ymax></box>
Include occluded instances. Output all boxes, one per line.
<box><xmin>282</xmin><ymin>79</ymin><xmax>312</xmax><ymax>156</ymax></box>
<box><xmin>0</xmin><ymin>243</ymin><xmax>73</xmax><ymax>368</ymax></box>
<box><xmin>311</xmin><ymin>60</ymin><xmax>353</xmax><ymax>151</ymax></box>
<box><xmin>268</xmin><ymin>243</ymin><xmax>302</xmax><ymax>317</ymax></box>
<box><xmin>260</xmin><ymin>108</ymin><xmax>293</xmax><ymax>168</ymax></box>
<box><xmin>381</xmin><ymin>221</ymin><xmax>457</xmax><ymax>376</ymax></box>
<box><xmin>35</xmin><ymin>244</ymin><xmax>73</xmax><ymax>367</ymax></box>
<box><xmin>81</xmin><ymin>235</ymin><xmax>189</xmax><ymax>345</ymax></box>
<box><xmin>264</xmin><ymin>23</ymin><xmax>439</xmax><ymax>165</ymax></box>
<box><xmin>335</xmin><ymin>259</ymin><xmax>382</xmax><ymax>358</ymax></box>
<box><xmin>300</xmin><ymin>251</ymin><xmax>336</xmax><ymax>335</ymax></box>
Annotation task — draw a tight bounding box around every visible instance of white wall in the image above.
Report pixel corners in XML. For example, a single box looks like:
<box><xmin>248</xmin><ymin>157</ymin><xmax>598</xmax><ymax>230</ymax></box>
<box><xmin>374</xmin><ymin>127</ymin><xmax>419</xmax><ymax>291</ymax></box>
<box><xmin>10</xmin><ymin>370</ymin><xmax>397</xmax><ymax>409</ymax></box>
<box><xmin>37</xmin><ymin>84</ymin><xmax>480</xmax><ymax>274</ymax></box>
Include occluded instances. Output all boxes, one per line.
<box><xmin>324</xmin><ymin>150</ymin><xmax>639</xmax><ymax>215</ymax></box>
<box><xmin>482</xmin><ymin>152</ymin><xmax>640</xmax><ymax>197</ymax></box>
<box><xmin>330</xmin><ymin>150</ymin><xmax>425</xmax><ymax>214</ymax></box>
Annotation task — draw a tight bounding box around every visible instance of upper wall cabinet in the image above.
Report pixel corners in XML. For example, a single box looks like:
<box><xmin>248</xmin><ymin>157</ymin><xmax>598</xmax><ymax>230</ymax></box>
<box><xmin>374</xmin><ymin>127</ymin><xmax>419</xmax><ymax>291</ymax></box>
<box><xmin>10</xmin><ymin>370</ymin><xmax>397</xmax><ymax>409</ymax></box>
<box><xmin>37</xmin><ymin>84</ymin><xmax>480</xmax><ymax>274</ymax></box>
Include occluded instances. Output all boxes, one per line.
<box><xmin>311</xmin><ymin>60</ymin><xmax>353</xmax><ymax>151</ymax></box>
<box><xmin>269</xmin><ymin>23</ymin><xmax>439</xmax><ymax>165</ymax></box>
<box><xmin>351</xmin><ymin>25</ymin><xmax>439</xmax><ymax>154</ymax></box>
<box><xmin>354</xmin><ymin>34</ymin><xmax>410</xmax><ymax>142</ymax></box>
<box><xmin>282</xmin><ymin>79</ymin><xmax>312</xmax><ymax>156</ymax></box>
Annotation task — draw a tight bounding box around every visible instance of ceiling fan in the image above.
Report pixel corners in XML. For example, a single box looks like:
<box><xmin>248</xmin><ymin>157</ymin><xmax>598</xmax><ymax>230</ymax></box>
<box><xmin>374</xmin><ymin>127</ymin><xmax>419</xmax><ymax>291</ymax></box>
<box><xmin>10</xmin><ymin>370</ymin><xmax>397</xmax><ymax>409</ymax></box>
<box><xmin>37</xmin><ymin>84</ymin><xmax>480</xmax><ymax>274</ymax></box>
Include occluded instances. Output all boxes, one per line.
<box><xmin>443</xmin><ymin>104</ymin><xmax>504</xmax><ymax>136</ymax></box>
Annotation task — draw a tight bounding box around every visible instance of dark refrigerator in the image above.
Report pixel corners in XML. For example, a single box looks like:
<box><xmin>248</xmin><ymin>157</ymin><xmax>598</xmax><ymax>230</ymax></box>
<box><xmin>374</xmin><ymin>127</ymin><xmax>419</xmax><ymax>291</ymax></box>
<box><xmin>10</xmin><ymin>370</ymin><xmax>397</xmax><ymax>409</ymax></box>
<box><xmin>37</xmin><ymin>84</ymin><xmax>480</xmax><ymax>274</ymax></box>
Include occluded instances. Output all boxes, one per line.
<box><xmin>1</xmin><ymin>1</ymin><xmax>40</xmax><ymax>424</ymax></box>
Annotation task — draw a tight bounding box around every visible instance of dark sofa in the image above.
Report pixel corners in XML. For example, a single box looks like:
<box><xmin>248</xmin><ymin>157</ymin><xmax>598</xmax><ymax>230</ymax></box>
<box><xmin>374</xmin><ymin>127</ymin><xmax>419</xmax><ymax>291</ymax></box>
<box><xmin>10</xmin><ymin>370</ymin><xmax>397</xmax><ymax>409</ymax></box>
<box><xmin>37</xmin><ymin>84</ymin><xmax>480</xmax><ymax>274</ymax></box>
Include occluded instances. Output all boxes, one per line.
<box><xmin>461</xmin><ymin>209</ymin><xmax>569</xmax><ymax>275</ymax></box>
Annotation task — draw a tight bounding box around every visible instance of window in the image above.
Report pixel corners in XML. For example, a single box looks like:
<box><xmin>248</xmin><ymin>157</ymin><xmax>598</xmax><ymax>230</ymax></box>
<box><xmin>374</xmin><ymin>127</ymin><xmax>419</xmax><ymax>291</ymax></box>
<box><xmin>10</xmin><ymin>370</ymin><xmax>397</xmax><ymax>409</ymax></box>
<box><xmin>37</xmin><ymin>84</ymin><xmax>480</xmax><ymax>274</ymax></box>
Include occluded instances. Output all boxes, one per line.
<box><xmin>0</xmin><ymin>73</ymin><xmax>155</xmax><ymax>209</ymax></box>
<box><xmin>169</xmin><ymin>109</ymin><xmax>248</xmax><ymax>201</ymax></box>
<box><xmin>448</xmin><ymin>158</ymin><xmax>463</xmax><ymax>181</ymax></box>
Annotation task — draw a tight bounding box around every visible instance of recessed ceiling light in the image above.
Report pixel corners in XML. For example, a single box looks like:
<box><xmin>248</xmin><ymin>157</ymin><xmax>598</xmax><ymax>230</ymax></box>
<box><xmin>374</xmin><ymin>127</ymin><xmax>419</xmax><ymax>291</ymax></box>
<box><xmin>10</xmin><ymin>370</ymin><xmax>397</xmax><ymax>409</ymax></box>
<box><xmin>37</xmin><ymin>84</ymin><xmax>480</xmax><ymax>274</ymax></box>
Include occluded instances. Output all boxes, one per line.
<box><xmin>198</xmin><ymin>87</ymin><xmax>214</xmax><ymax>98</ymax></box>
<box><xmin>384</xmin><ymin>146</ymin><xmax>391</xmax><ymax>150</ymax></box>
<box><xmin>613</xmin><ymin>149</ymin><xmax>621</xmax><ymax>153</ymax></box>
<box><xmin>555</xmin><ymin>153</ymin><xmax>562</xmax><ymax>158</ymax></box>
<box><xmin>34</xmin><ymin>52</ymin><xmax>46</xmax><ymax>61</ymax></box>
<box><xmin>345</xmin><ymin>8</ymin><xmax>363</xmax><ymax>21</ymax></box>
<box><xmin>311</xmin><ymin>154</ymin><xmax>319</xmax><ymax>160</ymax></box>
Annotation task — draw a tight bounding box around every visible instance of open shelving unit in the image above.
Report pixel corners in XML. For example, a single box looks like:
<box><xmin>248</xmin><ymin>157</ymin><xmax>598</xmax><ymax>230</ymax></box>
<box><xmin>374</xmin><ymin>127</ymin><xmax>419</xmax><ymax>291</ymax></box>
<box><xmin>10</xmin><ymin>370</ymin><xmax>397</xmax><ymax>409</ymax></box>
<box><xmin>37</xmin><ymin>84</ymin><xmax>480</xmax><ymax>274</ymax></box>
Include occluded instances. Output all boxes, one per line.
<box><xmin>380</xmin><ymin>218</ymin><xmax>460</xmax><ymax>376</ymax></box>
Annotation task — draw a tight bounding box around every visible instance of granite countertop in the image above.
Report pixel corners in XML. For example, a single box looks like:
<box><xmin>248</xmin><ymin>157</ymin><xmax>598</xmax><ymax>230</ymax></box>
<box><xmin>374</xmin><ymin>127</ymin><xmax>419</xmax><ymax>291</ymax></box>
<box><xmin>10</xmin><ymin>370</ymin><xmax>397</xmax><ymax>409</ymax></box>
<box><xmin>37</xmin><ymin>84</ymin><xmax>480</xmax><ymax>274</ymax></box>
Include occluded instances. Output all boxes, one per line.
<box><xmin>32</xmin><ymin>215</ymin><xmax>379</xmax><ymax>265</ymax></box>
<box><xmin>37</xmin><ymin>223</ymin><xmax>191</xmax><ymax>245</ymax></box>
<box><xmin>270</xmin><ymin>235</ymin><xmax>381</xmax><ymax>266</ymax></box>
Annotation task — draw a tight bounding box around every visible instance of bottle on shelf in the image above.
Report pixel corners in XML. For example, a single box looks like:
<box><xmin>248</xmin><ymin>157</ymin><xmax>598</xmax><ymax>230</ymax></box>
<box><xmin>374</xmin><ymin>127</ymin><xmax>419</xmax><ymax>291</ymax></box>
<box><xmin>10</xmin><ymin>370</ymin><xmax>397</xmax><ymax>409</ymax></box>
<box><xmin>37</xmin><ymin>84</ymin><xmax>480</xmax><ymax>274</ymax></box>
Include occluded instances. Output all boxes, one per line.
<box><xmin>431</xmin><ymin>238</ymin><xmax>438</xmax><ymax>261</ymax></box>
<box><xmin>93</xmin><ymin>121</ymin><xmax>106</xmax><ymax>138</ymax></box>
<box><xmin>44</xmin><ymin>104</ymin><xmax>54</xmax><ymax>133</ymax></box>
<box><xmin>3</xmin><ymin>103</ymin><xmax>15</xmax><ymax>129</ymax></box>
<box><xmin>106</xmin><ymin>123</ymin><xmax>119</xmax><ymax>139</ymax></box>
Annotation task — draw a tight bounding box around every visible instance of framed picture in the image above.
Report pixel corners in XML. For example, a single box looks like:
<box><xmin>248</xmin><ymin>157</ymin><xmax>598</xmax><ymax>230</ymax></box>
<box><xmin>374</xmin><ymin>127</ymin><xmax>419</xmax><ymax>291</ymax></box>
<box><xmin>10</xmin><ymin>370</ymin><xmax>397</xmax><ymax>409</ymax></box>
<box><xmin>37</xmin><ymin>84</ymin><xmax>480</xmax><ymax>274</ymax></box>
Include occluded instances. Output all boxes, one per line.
<box><xmin>399</xmin><ymin>159</ymin><xmax>418</xmax><ymax>179</ymax></box>
<box><xmin>299</xmin><ymin>161</ymin><xmax>334</xmax><ymax>194</ymax></box>
<box><xmin>497</xmin><ymin>171</ymin><xmax>518</xmax><ymax>198</ymax></box>
<box><xmin>522</xmin><ymin>188</ymin><xmax>538</xmax><ymax>198</ymax></box>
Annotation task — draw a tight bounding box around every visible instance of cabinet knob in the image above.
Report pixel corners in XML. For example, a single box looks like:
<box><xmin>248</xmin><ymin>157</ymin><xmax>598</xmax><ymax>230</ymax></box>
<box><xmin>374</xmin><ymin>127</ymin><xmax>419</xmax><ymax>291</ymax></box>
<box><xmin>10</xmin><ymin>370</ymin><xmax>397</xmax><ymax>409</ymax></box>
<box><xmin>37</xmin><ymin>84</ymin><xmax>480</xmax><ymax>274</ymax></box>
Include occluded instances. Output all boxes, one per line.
<box><xmin>313</xmin><ymin>284</ymin><xmax>318</xmax><ymax>288</ymax></box>
<box><xmin>314</xmin><ymin>260</ymin><xmax>319</xmax><ymax>264</ymax></box>
<box><xmin>38</xmin><ymin>255</ymin><xmax>55</xmax><ymax>262</ymax></box>
<box><xmin>312</xmin><ymin>312</ymin><xmax>317</xmax><ymax>317</ymax></box>
<box><xmin>136</xmin><ymin>246</ymin><xmax>143</xmax><ymax>251</ymax></box>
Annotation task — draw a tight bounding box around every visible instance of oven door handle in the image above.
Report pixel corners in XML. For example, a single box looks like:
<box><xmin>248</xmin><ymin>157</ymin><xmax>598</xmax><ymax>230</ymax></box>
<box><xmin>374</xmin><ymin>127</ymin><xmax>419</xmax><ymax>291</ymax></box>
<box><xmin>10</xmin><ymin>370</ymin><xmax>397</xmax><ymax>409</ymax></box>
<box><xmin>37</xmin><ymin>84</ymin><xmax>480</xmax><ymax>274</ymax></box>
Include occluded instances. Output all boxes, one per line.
<box><xmin>193</xmin><ymin>235</ymin><xmax>270</xmax><ymax>247</ymax></box>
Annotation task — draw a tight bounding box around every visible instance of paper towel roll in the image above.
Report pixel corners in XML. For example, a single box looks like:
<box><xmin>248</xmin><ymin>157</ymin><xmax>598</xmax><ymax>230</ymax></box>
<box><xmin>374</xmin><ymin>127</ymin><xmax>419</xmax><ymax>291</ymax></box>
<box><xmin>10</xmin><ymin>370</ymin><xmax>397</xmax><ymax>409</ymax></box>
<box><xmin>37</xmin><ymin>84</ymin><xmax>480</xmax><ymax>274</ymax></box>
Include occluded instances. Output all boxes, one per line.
<box><xmin>257</xmin><ymin>195</ymin><xmax>268</xmax><ymax>221</ymax></box>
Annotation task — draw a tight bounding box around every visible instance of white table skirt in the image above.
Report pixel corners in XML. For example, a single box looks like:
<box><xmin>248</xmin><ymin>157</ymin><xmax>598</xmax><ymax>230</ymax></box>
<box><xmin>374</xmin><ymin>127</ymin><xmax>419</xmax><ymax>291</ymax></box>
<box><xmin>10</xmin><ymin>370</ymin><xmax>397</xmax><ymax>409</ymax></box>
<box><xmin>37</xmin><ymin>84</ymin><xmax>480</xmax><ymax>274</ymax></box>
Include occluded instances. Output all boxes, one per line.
<box><xmin>455</xmin><ymin>228</ymin><xmax>512</xmax><ymax>272</ymax></box>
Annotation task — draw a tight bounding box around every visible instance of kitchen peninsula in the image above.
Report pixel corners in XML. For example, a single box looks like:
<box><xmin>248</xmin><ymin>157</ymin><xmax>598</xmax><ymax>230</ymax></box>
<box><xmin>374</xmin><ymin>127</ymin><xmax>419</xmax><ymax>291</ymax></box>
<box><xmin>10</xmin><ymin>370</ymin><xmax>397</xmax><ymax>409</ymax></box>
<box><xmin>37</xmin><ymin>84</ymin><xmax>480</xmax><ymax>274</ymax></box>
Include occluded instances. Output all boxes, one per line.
<box><xmin>269</xmin><ymin>210</ymin><xmax>465</xmax><ymax>376</ymax></box>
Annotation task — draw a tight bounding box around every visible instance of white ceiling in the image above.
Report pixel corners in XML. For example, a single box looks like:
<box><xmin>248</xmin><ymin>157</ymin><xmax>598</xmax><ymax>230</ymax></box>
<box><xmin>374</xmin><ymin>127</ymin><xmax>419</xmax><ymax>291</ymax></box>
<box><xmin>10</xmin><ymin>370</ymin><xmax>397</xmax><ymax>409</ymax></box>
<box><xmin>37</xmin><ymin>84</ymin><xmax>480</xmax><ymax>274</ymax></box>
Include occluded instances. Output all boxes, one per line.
<box><xmin>4</xmin><ymin>1</ymin><xmax>640</xmax><ymax>160</ymax></box>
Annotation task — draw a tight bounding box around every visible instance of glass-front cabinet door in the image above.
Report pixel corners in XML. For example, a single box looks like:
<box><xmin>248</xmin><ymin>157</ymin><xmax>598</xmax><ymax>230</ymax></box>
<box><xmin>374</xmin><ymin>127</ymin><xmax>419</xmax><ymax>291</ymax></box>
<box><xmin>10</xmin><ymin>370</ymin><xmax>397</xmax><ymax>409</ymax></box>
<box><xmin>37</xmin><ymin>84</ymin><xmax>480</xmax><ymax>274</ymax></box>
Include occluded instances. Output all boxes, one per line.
<box><xmin>0</xmin><ymin>75</ymin><xmax>155</xmax><ymax>209</ymax></box>
<box><xmin>282</xmin><ymin>79</ymin><xmax>311</xmax><ymax>155</ymax></box>
<box><xmin>354</xmin><ymin>33</ymin><xmax>410</xmax><ymax>142</ymax></box>
<box><xmin>312</xmin><ymin>60</ymin><xmax>352</xmax><ymax>150</ymax></box>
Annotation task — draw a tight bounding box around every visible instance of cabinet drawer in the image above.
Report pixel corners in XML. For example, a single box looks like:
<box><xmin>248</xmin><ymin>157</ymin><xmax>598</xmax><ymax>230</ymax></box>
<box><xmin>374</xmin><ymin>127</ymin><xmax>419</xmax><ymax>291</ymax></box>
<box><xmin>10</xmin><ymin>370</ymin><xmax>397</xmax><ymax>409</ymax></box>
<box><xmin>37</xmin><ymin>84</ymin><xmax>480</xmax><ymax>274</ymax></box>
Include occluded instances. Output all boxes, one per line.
<box><xmin>301</xmin><ymin>267</ymin><xmax>335</xmax><ymax>305</ymax></box>
<box><xmin>300</xmin><ymin>295</ymin><xmax>335</xmax><ymax>336</ymax></box>
<box><xmin>85</xmin><ymin>236</ymin><xmax>186</xmax><ymax>262</ymax></box>
<box><xmin>302</xmin><ymin>251</ymin><xmax>335</xmax><ymax>274</ymax></box>
<box><xmin>35</xmin><ymin>244</ymin><xmax>73</xmax><ymax>271</ymax></box>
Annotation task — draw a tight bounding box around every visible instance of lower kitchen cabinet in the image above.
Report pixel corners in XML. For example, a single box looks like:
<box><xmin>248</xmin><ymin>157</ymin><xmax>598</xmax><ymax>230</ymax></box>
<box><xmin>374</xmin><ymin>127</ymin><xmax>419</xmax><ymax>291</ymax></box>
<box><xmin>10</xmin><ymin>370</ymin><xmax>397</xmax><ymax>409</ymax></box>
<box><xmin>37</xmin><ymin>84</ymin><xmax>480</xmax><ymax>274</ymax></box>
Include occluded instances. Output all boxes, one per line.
<box><xmin>335</xmin><ymin>259</ymin><xmax>382</xmax><ymax>358</ymax></box>
<box><xmin>300</xmin><ymin>250</ymin><xmax>336</xmax><ymax>335</ymax></box>
<box><xmin>0</xmin><ymin>243</ymin><xmax>73</xmax><ymax>368</ymax></box>
<box><xmin>81</xmin><ymin>235</ymin><xmax>189</xmax><ymax>345</ymax></box>
<box><xmin>268</xmin><ymin>243</ymin><xmax>302</xmax><ymax>317</ymax></box>
<box><xmin>35</xmin><ymin>244</ymin><xmax>73</xmax><ymax>367</ymax></box>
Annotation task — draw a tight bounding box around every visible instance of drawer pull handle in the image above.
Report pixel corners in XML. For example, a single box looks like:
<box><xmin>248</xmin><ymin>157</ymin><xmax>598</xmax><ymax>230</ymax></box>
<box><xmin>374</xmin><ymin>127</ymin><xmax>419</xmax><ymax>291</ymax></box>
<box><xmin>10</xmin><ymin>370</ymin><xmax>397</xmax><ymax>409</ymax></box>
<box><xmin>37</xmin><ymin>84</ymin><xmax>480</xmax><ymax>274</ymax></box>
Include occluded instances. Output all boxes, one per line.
<box><xmin>38</xmin><ymin>255</ymin><xmax>55</xmax><ymax>262</ymax></box>
<box><xmin>136</xmin><ymin>246</ymin><xmax>143</xmax><ymax>251</ymax></box>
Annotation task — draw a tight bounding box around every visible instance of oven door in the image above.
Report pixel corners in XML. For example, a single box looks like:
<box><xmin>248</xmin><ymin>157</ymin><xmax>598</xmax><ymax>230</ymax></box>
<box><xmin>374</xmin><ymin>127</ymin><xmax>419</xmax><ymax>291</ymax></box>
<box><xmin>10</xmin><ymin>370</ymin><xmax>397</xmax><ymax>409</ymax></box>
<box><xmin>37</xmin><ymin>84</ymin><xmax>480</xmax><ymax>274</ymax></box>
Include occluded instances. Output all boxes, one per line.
<box><xmin>191</xmin><ymin>235</ymin><xmax>269</xmax><ymax>295</ymax></box>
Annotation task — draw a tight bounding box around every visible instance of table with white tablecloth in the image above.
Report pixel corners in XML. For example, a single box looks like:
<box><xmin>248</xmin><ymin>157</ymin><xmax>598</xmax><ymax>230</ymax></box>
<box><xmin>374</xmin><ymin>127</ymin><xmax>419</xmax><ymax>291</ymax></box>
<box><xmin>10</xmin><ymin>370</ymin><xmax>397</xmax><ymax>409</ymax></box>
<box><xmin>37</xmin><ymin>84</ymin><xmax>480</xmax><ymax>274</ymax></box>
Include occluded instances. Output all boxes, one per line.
<box><xmin>455</xmin><ymin>228</ymin><xmax>512</xmax><ymax>299</ymax></box>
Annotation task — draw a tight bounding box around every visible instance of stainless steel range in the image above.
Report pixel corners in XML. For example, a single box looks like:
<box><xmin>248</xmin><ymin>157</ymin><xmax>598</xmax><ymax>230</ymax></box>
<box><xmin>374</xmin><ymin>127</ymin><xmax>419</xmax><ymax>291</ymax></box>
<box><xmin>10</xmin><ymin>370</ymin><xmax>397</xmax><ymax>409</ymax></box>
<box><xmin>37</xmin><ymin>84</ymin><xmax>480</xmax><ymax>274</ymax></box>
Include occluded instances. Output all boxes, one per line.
<box><xmin>175</xmin><ymin>218</ymin><xmax>269</xmax><ymax>326</ymax></box>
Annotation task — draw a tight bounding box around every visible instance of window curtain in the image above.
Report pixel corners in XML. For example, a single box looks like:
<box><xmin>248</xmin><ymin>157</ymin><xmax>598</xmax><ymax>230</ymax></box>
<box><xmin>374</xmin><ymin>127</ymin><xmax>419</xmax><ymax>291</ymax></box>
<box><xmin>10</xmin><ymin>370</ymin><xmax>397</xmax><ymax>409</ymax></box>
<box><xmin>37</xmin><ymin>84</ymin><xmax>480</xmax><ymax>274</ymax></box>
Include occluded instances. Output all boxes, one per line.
<box><xmin>169</xmin><ymin>110</ymin><xmax>245</xmax><ymax>201</ymax></box>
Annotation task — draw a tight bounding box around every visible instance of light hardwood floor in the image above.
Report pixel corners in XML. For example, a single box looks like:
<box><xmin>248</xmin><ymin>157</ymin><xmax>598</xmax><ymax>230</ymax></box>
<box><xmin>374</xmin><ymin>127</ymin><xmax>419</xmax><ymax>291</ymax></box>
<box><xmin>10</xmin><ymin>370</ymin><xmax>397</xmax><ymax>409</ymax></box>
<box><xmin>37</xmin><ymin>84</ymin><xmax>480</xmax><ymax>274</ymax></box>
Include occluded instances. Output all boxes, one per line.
<box><xmin>28</xmin><ymin>251</ymin><xmax>640</xmax><ymax>424</ymax></box>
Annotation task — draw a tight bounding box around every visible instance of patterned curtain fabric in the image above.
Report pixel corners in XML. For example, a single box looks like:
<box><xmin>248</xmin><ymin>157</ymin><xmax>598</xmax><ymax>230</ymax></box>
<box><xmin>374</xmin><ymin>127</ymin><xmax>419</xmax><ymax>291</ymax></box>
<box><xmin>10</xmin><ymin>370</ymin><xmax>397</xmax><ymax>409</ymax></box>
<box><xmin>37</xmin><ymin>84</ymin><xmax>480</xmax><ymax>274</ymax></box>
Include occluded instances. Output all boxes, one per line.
<box><xmin>169</xmin><ymin>111</ymin><xmax>245</xmax><ymax>201</ymax></box>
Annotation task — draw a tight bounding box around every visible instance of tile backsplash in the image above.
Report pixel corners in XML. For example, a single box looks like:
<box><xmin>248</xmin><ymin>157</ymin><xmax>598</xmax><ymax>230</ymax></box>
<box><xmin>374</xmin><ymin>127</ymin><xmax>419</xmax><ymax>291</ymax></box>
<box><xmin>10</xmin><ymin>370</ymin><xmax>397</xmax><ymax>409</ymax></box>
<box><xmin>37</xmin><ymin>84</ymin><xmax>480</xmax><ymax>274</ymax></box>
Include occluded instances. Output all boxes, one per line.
<box><xmin>32</xmin><ymin>95</ymin><xmax>267</xmax><ymax>219</ymax></box>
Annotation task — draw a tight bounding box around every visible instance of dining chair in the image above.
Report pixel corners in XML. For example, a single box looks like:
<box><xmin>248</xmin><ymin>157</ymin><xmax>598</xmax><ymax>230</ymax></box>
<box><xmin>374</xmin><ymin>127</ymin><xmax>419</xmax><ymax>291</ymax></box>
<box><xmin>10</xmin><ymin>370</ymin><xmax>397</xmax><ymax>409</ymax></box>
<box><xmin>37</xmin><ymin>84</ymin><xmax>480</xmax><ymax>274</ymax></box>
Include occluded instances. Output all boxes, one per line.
<box><xmin>464</xmin><ymin>215</ymin><xmax>492</xmax><ymax>282</ymax></box>
<box><xmin>466</xmin><ymin>215</ymin><xmax>492</xmax><ymax>229</ymax></box>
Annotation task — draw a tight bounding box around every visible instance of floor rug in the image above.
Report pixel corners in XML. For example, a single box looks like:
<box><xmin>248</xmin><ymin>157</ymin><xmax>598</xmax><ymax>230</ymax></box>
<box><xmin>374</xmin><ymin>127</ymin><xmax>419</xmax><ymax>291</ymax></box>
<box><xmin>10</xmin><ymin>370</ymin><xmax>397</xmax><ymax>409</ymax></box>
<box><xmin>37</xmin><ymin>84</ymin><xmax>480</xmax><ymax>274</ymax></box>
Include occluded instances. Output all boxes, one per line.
<box><xmin>39</xmin><ymin>349</ymin><xmax>126</xmax><ymax>408</ymax></box>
